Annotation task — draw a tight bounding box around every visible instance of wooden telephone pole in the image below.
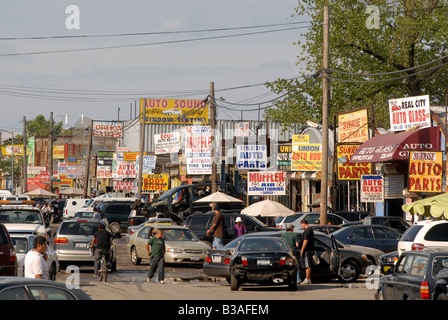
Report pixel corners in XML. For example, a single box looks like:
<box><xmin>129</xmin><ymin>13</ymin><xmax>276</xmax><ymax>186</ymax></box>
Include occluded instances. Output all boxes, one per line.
<box><xmin>210</xmin><ymin>82</ymin><xmax>217</xmax><ymax>193</ymax></box>
<box><xmin>320</xmin><ymin>5</ymin><xmax>330</xmax><ymax>225</ymax></box>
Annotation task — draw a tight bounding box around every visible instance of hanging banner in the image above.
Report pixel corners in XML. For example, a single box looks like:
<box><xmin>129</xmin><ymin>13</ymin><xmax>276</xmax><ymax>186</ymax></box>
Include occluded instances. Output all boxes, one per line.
<box><xmin>291</xmin><ymin>135</ymin><xmax>321</xmax><ymax>171</ymax></box>
<box><xmin>408</xmin><ymin>151</ymin><xmax>443</xmax><ymax>193</ymax></box>
<box><xmin>92</xmin><ymin>121</ymin><xmax>123</xmax><ymax>138</ymax></box>
<box><xmin>388</xmin><ymin>95</ymin><xmax>430</xmax><ymax>132</ymax></box>
<box><xmin>154</xmin><ymin>132</ymin><xmax>181</xmax><ymax>154</ymax></box>
<box><xmin>361</xmin><ymin>175</ymin><xmax>384</xmax><ymax>202</ymax></box>
<box><xmin>247</xmin><ymin>171</ymin><xmax>286</xmax><ymax>195</ymax></box>
<box><xmin>337</xmin><ymin>109</ymin><xmax>369</xmax><ymax>143</ymax></box>
<box><xmin>236</xmin><ymin>145</ymin><xmax>267</xmax><ymax>170</ymax></box>
<box><xmin>336</xmin><ymin>144</ymin><xmax>371</xmax><ymax>180</ymax></box>
<box><xmin>184</xmin><ymin>126</ymin><xmax>212</xmax><ymax>175</ymax></box>
<box><xmin>140</xmin><ymin>98</ymin><xmax>209</xmax><ymax>124</ymax></box>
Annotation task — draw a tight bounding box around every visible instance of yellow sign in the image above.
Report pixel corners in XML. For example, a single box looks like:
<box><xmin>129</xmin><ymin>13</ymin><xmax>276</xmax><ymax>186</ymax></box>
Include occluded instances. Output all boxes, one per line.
<box><xmin>291</xmin><ymin>143</ymin><xmax>322</xmax><ymax>171</ymax></box>
<box><xmin>140</xmin><ymin>98</ymin><xmax>209</xmax><ymax>124</ymax></box>
<box><xmin>292</xmin><ymin>135</ymin><xmax>309</xmax><ymax>144</ymax></box>
<box><xmin>142</xmin><ymin>174</ymin><xmax>169</xmax><ymax>191</ymax></box>
<box><xmin>409</xmin><ymin>151</ymin><xmax>443</xmax><ymax>193</ymax></box>
<box><xmin>338</xmin><ymin>109</ymin><xmax>369</xmax><ymax>143</ymax></box>
<box><xmin>123</xmin><ymin>152</ymin><xmax>146</xmax><ymax>162</ymax></box>
<box><xmin>53</xmin><ymin>145</ymin><xmax>65</xmax><ymax>159</ymax></box>
<box><xmin>2</xmin><ymin>145</ymin><xmax>26</xmax><ymax>156</ymax></box>
<box><xmin>336</xmin><ymin>144</ymin><xmax>371</xmax><ymax>180</ymax></box>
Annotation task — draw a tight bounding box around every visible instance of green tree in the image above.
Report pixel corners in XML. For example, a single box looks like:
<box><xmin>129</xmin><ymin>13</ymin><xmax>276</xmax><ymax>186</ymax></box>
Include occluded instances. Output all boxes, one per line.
<box><xmin>25</xmin><ymin>114</ymin><xmax>65</xmax><ymax>137</ymax></box>
<box><xmin>265</xmin><ymin>0</ymin><xmax>448</xmax><ymax>129</ymax></box>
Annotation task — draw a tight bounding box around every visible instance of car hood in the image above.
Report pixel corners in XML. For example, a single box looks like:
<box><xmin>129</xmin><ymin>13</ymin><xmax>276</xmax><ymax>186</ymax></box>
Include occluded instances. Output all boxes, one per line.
<box><xmin>343</xmin><ymin>244</ymin><xmax>385</xmax><ymax>257</ymax></box>
<box><xmin>4</xmin><ymin>224</ymin><xmax>45</xmax><ymax>234</ymax></box>
<box><xmin>166</xmin><ymin>240</ymin><xmax>210</xmax><ymax>250</ymax></box>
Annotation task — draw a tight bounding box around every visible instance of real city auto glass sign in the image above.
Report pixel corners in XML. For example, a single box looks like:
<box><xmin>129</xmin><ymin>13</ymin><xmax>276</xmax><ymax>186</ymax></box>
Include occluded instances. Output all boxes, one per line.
<box><xmin>236</xmin><ymin>145</ymin><xmax>267</xmax><ymax>170</ymax></box>
<box><xmin>388</xmin><ymin>95</ymin><xmax>430</xmax><ymax>132</ymax></box>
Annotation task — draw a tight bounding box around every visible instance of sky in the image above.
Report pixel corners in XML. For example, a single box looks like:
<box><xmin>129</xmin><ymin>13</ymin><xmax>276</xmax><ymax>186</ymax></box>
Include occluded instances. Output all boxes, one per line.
<box><xmin>0</xmin><ymin>0</ymin><xmax>308</xmax><ymax>136</ymax></box>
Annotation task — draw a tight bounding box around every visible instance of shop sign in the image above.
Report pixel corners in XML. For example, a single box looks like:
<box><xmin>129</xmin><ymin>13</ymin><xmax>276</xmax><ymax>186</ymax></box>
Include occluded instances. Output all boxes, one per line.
<box><xmin>408</xmin><ymin>151</ymin><xmax>443</xmax><ymax>192</ymax></box>
<box><xmin>389</xmin><ymin>95</ymin><xmax>430</xmax><ymax>132</ymax></box>
<box><xmin>247</xmin><ymin>171</ymin><xmax>285</xmax><ymax>196</ymax></box>
<box><xmin>337</xmin><ymin>144</ymin><xmax>371</xmax><ymax>180</ymax></box>
<box><xmin>361</xmin><ymin>175</ymin><xmax>384</xmax><ymax>202</ymax></box>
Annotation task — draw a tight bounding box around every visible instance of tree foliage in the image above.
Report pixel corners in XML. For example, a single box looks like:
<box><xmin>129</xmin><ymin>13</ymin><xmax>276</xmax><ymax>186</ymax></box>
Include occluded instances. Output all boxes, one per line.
<box><xmin>265</xmin><ymin>0</ymin><xmax>448</xmax><ymax>129</ymax></box>
<box><xmin>25</xmin><ymin>114</ymin><xmax>64</xmax><ymax>137</ymax></box>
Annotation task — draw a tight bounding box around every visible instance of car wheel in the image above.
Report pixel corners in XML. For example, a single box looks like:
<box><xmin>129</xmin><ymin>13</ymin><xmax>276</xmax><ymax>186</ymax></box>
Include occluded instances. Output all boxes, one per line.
<box><xmin>230</xmin><ymin>274</ymin><xmax>240</xmax><ymax>291</ymax></box>
<box><xmin>110</xmin><ymin>222</ymin><xmax>121</xmax><ymax>234</ymax></box>
<box><xmin>131</xmin><ymin>247</ymin><xmax>141</xmax><ymax>265</ymax></box>
<box><xmin>338</xmin><ymin>260</ymin><xmax>359</xmax><ymax>283</ymax></box>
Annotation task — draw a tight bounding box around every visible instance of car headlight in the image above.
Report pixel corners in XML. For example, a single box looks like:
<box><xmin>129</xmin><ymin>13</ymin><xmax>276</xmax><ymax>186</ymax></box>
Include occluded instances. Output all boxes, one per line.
<box><xmin>167</xmin><ymin>248</ymin><xmax>183</xmax><ymax>253</ymax></box>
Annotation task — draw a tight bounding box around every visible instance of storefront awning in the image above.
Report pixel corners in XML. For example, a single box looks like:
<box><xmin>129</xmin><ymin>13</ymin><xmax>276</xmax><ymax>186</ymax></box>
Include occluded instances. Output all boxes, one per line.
<box><xmin>402</xmin><ymin>193</ymin><xmax>448</xmax><ymax>220</ymax></box>
<box><xmin>351</xmin><ymin>126</ymin><xmax>441</xmax><ymax>163</ymax></box>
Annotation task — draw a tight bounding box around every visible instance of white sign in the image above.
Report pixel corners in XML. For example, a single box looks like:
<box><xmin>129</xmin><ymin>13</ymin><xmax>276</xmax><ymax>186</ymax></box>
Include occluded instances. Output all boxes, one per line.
<box><xmin>113</xmin><ymin>180</ymin><xmax>134</xmax><ymax>191</ymax></box>
<box><xmin>184</xmin><ymin>126</ymin><xmax>212</xmax><ymax>175</ymax></box>
<box><xmin>136</xmin><ymin>155</ymin><xmax>157</xmax><ymax>174</ymax></box>
<box><xmin>112</xmin><ymin>161</ymin><xmax>136</xmax><ymax>178</ymax></box>
<box><xmin>154</xmin><ymin>132</ymin><xmax>181</xmax><ymax>154</ymax></box>
<box><xmin>97</xmin><ymin>166</ymin><xmax>112</xmax><ymax>178</ymax></box>
<box><xmin>247</xmin><ymin>171</ymin><xmax>286</xmax><ymax>195</ymax></box>
<box><xmin>235</xmin><ymin>122</ymin><xmax>250</xmax><ymax>137</ymax></box>
<box><xmin>92</xmin><ymin>121</ymin><xmax>124</xmax><ymax>138</ymax></box>
<box><xmin>361</xmin><ymin>175</ymin><xmax>384</xmax><ymax>202</ymax></box>
<box><xmin>388</xmin><ymin>95</ymin><xmax>430</xmax><ymax>131</ymax></box>
<box><xmin>236</xmin><ymin>145</ymin><xmax>267</xmax><ymax>170</ymax></box>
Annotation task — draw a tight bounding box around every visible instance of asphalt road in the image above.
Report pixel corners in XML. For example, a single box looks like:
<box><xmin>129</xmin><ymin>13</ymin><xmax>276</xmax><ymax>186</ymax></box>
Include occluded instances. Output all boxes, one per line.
<box><xmin>51</xmin><ymin>222</ymin><xmax>378</xmax><ymax>300</ymax></box>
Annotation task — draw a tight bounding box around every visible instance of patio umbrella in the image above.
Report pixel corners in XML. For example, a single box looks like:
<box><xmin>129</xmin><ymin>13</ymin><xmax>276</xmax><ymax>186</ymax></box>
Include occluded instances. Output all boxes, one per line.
<box><xmin>402</xmin><ymin>193</ymin><xmax>448</xmax><ymax>220</ymax></box>
<box><xmin>24</xmin><ymin>188</ymin><xmax>58</xmax><ymax>198</ymax></box>
<box><xmin>194</xmin><ymin>191</ymin><xmax>243</xmax><ymax>203</ymax></box>
<box><xmin>59</xmin><ymin>187</ymin><xmax>84</xmax><ymax>197</ymax></box>
<box><xmin>241</xmin><ymin>199</ymin><xmax>294</xmax><ymax>217</ymax></box>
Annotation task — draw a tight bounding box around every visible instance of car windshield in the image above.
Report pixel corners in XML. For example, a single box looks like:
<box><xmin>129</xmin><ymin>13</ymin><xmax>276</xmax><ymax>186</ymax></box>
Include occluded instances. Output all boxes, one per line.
<box><xmin>11</xmin><ymin>237</ymin><xmax>29</xmax><ymax>253</ymax></box>
<box><xmin>238</xmin><ymin>238</ymin><xmax>288</xmax><ymax>252</ymax></box>
<box><xmin>162</xmin><ymin>228</ymin><xmax>198</xmax><ymax>241</ymax></box>
<box><xmin>0</xmin><ymin>210</ymin><xmax>43</xmax><ymax>224</ymax></box>
<box><xmin>59</xmin><ymin>221</ymin><xmax>103</xmax><ymax>236</ymax></box>
<box><xmin>157</xmin><ymin>188</ymin><xmax>180</xmax><ymax>201</ymax></box>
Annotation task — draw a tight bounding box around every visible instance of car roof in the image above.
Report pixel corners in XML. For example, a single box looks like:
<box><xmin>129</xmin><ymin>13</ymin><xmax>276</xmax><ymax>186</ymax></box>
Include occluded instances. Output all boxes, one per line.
<box><xmin>62</xmin><ymin>218</ymin><xmax>106</xmax><ymax>223</ymax></box>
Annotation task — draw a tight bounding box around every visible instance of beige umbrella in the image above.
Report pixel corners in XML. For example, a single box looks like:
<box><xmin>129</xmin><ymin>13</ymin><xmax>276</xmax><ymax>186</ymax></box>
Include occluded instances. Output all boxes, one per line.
<box><xmin>24</xmin><ymin>188</ymin><xmax>58</xmax><ymax>198</ymax></box>
<box><xmin>194</xmin><ymin>191</ymin><xmax>243</xmax><ymax>203</ymax></box>
<box><xmin>241</xmin><ymin>199</ymin><xmax>294</xmax><ymax>217</ymax></box>
<box><xmin>59</xmin><ymin>187</ymin><xmax>84</xmax><ymax>196</ymax></box>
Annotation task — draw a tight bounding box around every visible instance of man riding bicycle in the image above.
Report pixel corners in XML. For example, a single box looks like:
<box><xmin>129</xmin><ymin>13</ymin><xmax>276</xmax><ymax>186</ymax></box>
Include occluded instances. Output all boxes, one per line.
<box><xmin>90</xmin><ymin>223</ymin><xmax>112</xmax><ymax>278</ymax></box>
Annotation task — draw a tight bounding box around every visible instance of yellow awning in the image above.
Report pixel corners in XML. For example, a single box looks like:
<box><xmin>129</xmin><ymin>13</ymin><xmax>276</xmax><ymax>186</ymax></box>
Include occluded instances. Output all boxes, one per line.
<box><xmin>402</xmin><ymin>193</ymin><xmax>448</xmax><ymax>220</ymax></box>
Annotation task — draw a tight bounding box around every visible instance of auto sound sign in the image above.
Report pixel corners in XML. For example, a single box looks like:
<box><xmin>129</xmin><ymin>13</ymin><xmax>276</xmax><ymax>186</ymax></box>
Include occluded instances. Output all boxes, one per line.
<box><xmin>140</xmin><ymin>98</ymin><xmax>209</xmax><ymax>124</ymax></box>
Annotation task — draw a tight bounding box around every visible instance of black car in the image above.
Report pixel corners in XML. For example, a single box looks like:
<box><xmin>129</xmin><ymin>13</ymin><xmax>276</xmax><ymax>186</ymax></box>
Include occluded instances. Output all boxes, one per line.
<box><xmin>362</xmin><ymin>216</ymin><xmax>410</xmax><ymax>234</ymax></box>
<box><xmin>375</xmin><ymin>248</ymin><xmax>448</xmax><ymax>300</ymax></box>
<box><xmin>144</xmin><ymin>183</ymin><xmax>242</xmax><ymax>219</ymax></box>
<box><xmin>184</xmin><ymin>211</ymin><xmax>278</xmax><ymax>246</ymax></box>
<box><xmin>216</xmin><ymin>236</ymin><xmax>298</xmax><ymax>291</ymax></box>
<box><xmin>204</xmin><ymin>230</ymin><xmax>376</xmax><ymax>283</ymax></box>
<box><xmin>0</xmin><ymin>277</ymin><xmax>91</xmax><ymax>300</ymax></box>
<box><xmin>98</xmin><ymin>201</ymin><xmax>134</xmax><ymax>233</ymax></box>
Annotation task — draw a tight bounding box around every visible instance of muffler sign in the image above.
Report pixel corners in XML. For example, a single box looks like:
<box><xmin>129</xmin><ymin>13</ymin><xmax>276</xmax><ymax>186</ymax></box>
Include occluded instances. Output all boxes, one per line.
<box><xmin>248</xmin><ymin>172</ymin><xmax>285</xmax><ymax>196</ymax></box>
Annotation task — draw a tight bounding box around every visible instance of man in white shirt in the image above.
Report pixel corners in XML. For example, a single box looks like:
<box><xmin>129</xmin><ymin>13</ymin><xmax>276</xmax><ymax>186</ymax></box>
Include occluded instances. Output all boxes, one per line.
<box><xmin>24</xmin><ymin>236</ymin><xmax>49</xmax><ymax>280</ymax></box>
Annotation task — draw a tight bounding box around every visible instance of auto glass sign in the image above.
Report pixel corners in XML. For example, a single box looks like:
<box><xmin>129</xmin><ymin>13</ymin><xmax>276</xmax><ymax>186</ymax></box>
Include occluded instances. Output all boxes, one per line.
<box><xmin>361</xmin><ymin>175</ymin><xmax>384</xmax><ymax>202</ymax></box>
<box><xmin>140</xmin><ymin>98</ymin><xmax>209</xmax><ymax>124</ymax></box>
<box><xmin>388</xmin><ymin>95</ymin><xmax>430</xmax><ymax>132</ymax></box>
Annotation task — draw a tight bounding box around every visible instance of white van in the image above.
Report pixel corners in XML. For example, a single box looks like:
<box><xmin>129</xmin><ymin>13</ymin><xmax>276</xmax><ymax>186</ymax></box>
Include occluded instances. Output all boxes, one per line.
<box><xmin>63</xmin><ymin>198</ymin><xmax>89</xmax><ymax>219</ymax></box>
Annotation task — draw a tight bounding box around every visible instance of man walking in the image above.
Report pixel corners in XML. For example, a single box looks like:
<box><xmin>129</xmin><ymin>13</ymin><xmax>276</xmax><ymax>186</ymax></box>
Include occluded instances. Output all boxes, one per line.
<box><xmin>206</xmin><ymin>205</ymin><xmax>225</xmax><ymax>249</ymax></box>
<box><xmin>281</xmin><ymin>223</ymin><xmax>301</xmax><ymax>284</ymax></box>
<box><xmin>146</xmin><ymin>229</ymin><xmax>166</xmax><ymax>284</ymax></box>
<box><xmin>300</xmin><ymin>219</ymin><xmax>315</xmax><ymax>284</ymax></box>
<box><xmin>91</xmin><ymin>223</ymin><xmax>112</xmax><ymax>277</ymax></box>
<box><xmin>24</xmin><ymin>236</ymin><xmax>49</xmax><ymax>280</ymax></box>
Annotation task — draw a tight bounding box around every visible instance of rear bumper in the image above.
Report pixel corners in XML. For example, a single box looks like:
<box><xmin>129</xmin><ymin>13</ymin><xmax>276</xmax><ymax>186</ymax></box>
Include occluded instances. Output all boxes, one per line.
<box><xmin>203</xmin><ymin>263</ymin><xmax>230</xmax><ymax>278</ymax></box>
<box><xmin>165</xmin><ymin>252</ymin><xmax>206</xmax><ymax>264</ymax></box>
<box><xmin>233</xmin><ymin>267</ymin><xmax>296</xmax><ymax>283</ymax></box>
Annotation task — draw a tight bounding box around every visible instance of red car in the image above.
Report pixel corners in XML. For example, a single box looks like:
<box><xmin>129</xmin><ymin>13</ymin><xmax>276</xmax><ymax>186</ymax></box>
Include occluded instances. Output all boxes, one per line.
<box><xmin>0</xmin><ymin>223</ymin><xmax>17</xmax><ymax>276</ymax></box>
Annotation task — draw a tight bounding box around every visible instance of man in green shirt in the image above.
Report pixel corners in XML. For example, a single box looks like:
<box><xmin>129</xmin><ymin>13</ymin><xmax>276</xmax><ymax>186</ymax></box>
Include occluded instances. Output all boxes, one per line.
<box><xmin>281</xmin><ymin>223</ymin><xmax>301</xmax><ymax>284</ymax></box>
<box><xmin>145</xmin><ymin>229</ymin><xmax>166</xmax><ymax>284</ymax></box>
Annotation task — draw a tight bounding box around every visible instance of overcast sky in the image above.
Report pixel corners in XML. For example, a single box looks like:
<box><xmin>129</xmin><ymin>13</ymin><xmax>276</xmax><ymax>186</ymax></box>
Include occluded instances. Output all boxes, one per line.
<box><xmin>0</xmin><ymin>0</ymin><xmax>308</xmax><ymax>135</ymax></box>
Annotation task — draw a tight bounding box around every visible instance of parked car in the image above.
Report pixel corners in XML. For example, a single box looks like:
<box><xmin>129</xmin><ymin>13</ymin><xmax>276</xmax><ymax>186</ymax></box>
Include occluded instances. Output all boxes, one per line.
<box><xmin>212</xmin><ymin>236</ymin><xmax>299</xmax><ymax>291</ymax></box>
<box><xmin>144</xmin><ymin>183</ymin><xmax>242</xmax><ymax>219</ymax></box>
<box><xmin>378</xmin><ymin>251</ymin><xmax>399</xmax><ymax>274</ymax></box>
<box><xmin>335</xmin><ymin>211</ymin><xmax>370</xmax><ymax>222</ymax></box>
<box><xmin>11</xmin><ymin>234</ymin><xmax>59</xmax><ymax>280</ymax></box>
<box><xmin>62</xmin><ymin>198</ymin><xmax>89</xmax><ymax>219</ymax></box>
<box><xmin>332</xmin><ymin>225</ymin><xmax>401</xmax><ymax>253</ymax></box>
<box><xmin>375</xmin><ymin>248</ymin><xmax>448</xmax><ymax>300</ymax></box>
<box><xmin>127</xmin><ymin>224</ymin><xmax>210</xmax><ymax>265</ymax></box>
<box><xmin>97</xmin><ymin>201</ymin><xmax>134</xmax><ymax>233</ymax></box>
<box><xmin>0</xmin><ymin>223</ymin><xmax>17</xmax><ymax>276</ymax></box>
<box><xmin>53</xmin><ymin>218</ymin><xmax>120</xmax><ymax>271</ymax></box>
<box><xmin>276</xmin><ymin>212</ymin><xmax>305</xmax><ymax>229</ymax></box>
<box><xmin>433</xmin><ymin>268</ymin><xmax>448</xmax><ymax>300</ymax></box>
<box><xmin>309</xmin><ymin>225</ymin><xmax>342</xmax><ymax>235</ymax></box>
<box><xmin>184</xmin><ymin>211</ymin><xmax>278</xmax><ymax>246</ymax></box>
<box><xmin>0</xmin><ymin>203</ymin><xmax>50</xmax><ymax>239</ymax></box>
<box><xmin>0</xmin><ymin>277</ymin><xmax>91</xmax><ymax>300</ymax></box>
<box><xmin>126</xmin><ymin>218</ymin><xmax>174</xmax><ymax>237</ymax></box>
<box><xmin>363</xmin><ymin>216</ymin><xmax>410</xmax><ymax>234</ymax></box>
<box><xmin>204</xmin><ymin>230</ymin><xmax>381</xmax><ymax>283</ymax></box>
<box><xmin>397</xmin><ymin>220</ymin><xmax>448</xmax><ymax>256</ymax></box>
<box><xmin>73</xmin><ymin>211</ymin><xmax>95</xmax><ymax>219</ymax></box>
<box><xmin>290</xmin><ymin>212</ymin><xmax>349</xmax><ymax>229</ymax></box>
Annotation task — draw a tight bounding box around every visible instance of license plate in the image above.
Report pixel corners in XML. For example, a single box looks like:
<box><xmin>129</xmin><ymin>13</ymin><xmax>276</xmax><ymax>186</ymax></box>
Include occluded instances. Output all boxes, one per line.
<box><xmin>211</xmin><ymin>255</ymin><xmax>222</xmax><ymax>263</ymax></box>
<box><xmin>75</xmin><ymin>243</ymin><xmax>88</xmax><ymax>248</ymax></box>
<box><xmin>191</xmin><ymin>255</ymin><xmax>200</xmax><ymax>261</ymax></box>
<box><xmin>257</xmin><ymin>259</ymin><xmax>271</xmax><ymax>266</ymax></box>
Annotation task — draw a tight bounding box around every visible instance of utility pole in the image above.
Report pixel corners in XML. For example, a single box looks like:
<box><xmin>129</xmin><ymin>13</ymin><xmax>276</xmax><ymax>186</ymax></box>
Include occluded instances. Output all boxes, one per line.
<box><xmin>320</xmin><ymin>5</ymin><xmax>330</xmax><ymax>225</ymax></box>
<box><xmin>210</xmin><ymin>81</ymin><xmax>217</xmax><ymax>193</ymax></box>
<box><xmin>22</xmin><ymin>116</ymin><xmax>27</xmax><ymax>193</ymax></box>
<box><xmin>49</xmin><ymin>112</ymin><xmax>54</xmax><ymax>193</ymax></box>
<box><xmin>137</xmin><ymin>110</ymin><xmax>146</xmax><ymax>202</ymax></box>
<box><xmin>83</xmin><ymin>119</ymin><xmax>93</xmax><ymax>198</ymax></box>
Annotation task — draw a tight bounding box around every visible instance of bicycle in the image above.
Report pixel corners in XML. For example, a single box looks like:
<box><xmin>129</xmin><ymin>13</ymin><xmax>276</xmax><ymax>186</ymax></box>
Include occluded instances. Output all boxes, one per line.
<box><xmin>98</xmin><ymin>249</ymin><xmax>110</xmax><ymax>282</ymax></box>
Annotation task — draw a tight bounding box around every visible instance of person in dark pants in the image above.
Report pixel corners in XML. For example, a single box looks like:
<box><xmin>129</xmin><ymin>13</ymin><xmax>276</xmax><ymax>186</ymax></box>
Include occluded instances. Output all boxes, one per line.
<box><xmin>90</xmin><ymin>223</ymin><xmax>112</xmax><ymax>277</ymax></box>
<box><xmin>281</xmin><ymin>223</ymin><xmax>301</xmax><ymax>284</ymax></box>
<box><xmin>300</xmin><ymin>219</ymin><xmax>315</xmax><ymax>284</ymax></box>
<box><xmin>146</xmin><ymin>229</ymin><xmax>166</xmax><ymax>284</ymax></box>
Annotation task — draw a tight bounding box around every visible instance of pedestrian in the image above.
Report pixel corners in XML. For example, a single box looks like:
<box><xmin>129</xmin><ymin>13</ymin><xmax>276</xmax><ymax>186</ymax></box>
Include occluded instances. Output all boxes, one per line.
<box><xmin>300</xmin><ymin>219</ymin><xmax>315</xmax><ymax>284</ymax></box>
<box><xmin>92</xmin><ymin>207</ymin><xmax>101</xmax><ymax>220</ymax></box>
<box><xmin>233</xmin><ymin>217</ymin><xmax>247</xmax><ymax>239</ymax></box>
<box><xmin>146</xmin><ymin>229</ymin><xmax>166</xmax><ymax>284</ymax></box>
<box><xmin>281</xmin><ymin>223</ymin><xmax>301</xmax><ymax>284</ymax></box>
<box><xmin>24</xmin><ymin>236</ymin><xmax>49</xmax><ymax>280</ymax></box>
<box><xmin>206</xmin><ymin>205</ymin><xmax>225</xmax><ymax>249</ymax></box>
<box><xmin>90</xmin><ymin>223</ymin><xmax>112</xmax><ymax>277</ymax></box>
